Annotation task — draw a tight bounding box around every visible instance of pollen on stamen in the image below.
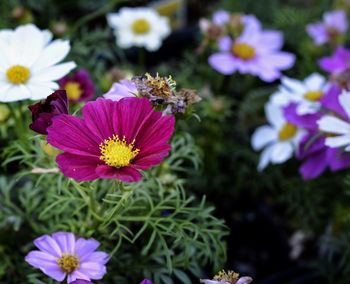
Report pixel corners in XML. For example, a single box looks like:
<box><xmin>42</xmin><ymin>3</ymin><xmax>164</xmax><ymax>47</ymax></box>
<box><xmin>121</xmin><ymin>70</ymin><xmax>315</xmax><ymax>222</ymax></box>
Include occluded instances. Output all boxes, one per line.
<box><xmin>99</xmin><ymin>135</ymin><xmax>140</xmax><ymax>168</ymax></box>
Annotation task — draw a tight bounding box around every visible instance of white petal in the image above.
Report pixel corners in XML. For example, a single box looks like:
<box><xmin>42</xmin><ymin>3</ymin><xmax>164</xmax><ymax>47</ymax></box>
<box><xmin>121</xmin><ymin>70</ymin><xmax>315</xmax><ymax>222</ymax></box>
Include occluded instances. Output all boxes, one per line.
<box><xmin>26</xmin><ymin>83</ymin><xmax>55</xmax><ymax>100</ymax></box>
<box><xmin>318</xmin><ymin>116</ymin><xmax>350</xmax><ymax>134</ymax></box>
<box><xmin>10</xmin><ymin>24</ymin><xmax>45</xmax><ymax>67</ymax></box>
<box><xmin>257</xmin><ymin>144</ymin><xmax>274</xmax><ymax>171</ymax></box>
<box><xmin>251</xmin><ymin>125</ymin><xmax>277</xmax><ymax>151</ymax></box>
<box><xmin>0</xmin><ymin>84</ymin><xmax>31</xmax><ymax>102</ymax></box>
<box><xmin>32</xmin><ymin>40</ymin><xmax>71</xmax><ymax>71</ymax></box>
<box><xmin>270</xmin><ymin>141</ymin><xmax>294</xmax><ymax>164</ymax></box>
<box><xmin>338</xmin><ymin>90</ymin><xmax>350</xmax><ymax>119</ymax></box>
<box><xmin>325</xmin><ymin>135</ymin><xmax>350</xmax><ymax>148</ymax></box>
<box><xmin>281</xmin><ymin>76</ymin><xmax>307</xmax><ymax>94</ymax></box>
<box><xmin>304</xmin><ymin>73</ymin><xmax>325</xmax><ymax>90</ymax></box>
<box><xmin>32</xmin><ymin>62</ymin><xmax>76</xmax><ymax>82</ymax></box>
<box><xmin>265</xmin><ymin>102</ymin><xmax>285</xmax><ymax>129</ymax></box>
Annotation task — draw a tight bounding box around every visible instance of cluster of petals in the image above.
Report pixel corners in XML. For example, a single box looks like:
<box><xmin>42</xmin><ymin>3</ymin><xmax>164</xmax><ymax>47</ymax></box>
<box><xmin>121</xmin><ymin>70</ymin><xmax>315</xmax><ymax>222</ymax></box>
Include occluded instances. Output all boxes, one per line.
<box><xmin>208</xmin><ymin>13</ymin><xmax>295</xmax><ymax>82</ymax></box>
<box><xmin>107</xmin><ymin>7</ymin><xmax>171</xmax><ymax>51</ymax></box>
<box><xmin>0</xmin><ymin>24</ymin><xmax>75</xmax><ymax>102</ymax></box>
<box><xmin>46</xmin><ymin>97</ymin><xmax>174</xmax><ymax>182</ymax></box>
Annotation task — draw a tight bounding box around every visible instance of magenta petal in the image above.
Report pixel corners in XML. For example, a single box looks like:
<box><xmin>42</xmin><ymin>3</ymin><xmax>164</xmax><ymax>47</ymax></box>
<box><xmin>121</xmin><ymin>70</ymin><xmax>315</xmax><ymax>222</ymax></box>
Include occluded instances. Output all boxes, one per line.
<box><xmin>299</xmin><ymin>150</ymin><xmax>328</xmax><ymax>180</ymax></box>
<box><xmin>25</xmin><ymin>251</ymin><xmax>66</xmax><ymax>282</ymax></box>
<box><xmin>116</xmin><ymin>98</ymin><xmax>158</xmax><ymax>141</ymax></box>
<box><xmin>96</xmin><ymin>165</ymin><xmax>142</xmax><ymax>182</ymax></box>
<box><xmin>56</xmin><ymin>153</ymin><xmax>100</xmax><ymax>181</ymax></box>
<box><xmin>134</xmin><ymin>115</ymin><xmax>174</xmax><ymax>154</ymax></box>
<box><xmin>328</xmin><ymin>148</ymin><xmax>350</xmax><ymax>171</ymax></box>
<box><xmin>47</xmin><ymin>114</ymin><xmax>100</xmax><ymax>157</ymax></box>
<box><xmin>82</xmin><ymin>98</ymin><xmax>116</xmax><ymax>141</ymax></box>
<box><xmin>298</xmin><ymin>133</ymin><xmax>325</xmax><ymax>160</ymax></box>
<box><xmin>134</xmin><ymin>144</ymin><xmax>171</xmax><ymax>169</ymax></box>
<box><xmin>208</xmin><ymin>53</ymin><xmax>236</xmax><ymax>75</ymax></box>
<box><xmin>284</xmin><ymin>103</ymin><xmax>321</xmax><ymax>130</ymax></box>
<box><xmin>33</xmin><ymin>235</ymin><xmax>62</xmax><ymax>258</ymax></box>
<box><xmin>321</xmin><ymin>84</ymin><xmax>347</xmax><ymax>119</ymax></box>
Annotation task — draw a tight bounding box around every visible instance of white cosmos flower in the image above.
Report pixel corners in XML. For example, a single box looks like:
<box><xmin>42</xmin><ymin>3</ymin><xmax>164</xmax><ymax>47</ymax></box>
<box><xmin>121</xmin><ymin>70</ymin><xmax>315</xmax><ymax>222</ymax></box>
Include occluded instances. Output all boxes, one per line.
<box><xmin>107</xmin><ymin>7</ymin><xmax>171</xmax><ymax>51</ymax></box>
<box><xmin>0</xmin><ymin>24</ymin><xmax>76</xmax><ymax>102</ymax></box>
<box><xmin>318</xmin><ymin>90</ymin><xmax>350</xmax><ymax>151</ymax></box>
<box><xmin>270</xmin><ymin>73</ymin><xmax>327</xmax><ymax>115</ymax></box>
<box><xmin>251</xmin><ymin>102</ymin><xmax>305</xmax><ymax>171</ymax></box>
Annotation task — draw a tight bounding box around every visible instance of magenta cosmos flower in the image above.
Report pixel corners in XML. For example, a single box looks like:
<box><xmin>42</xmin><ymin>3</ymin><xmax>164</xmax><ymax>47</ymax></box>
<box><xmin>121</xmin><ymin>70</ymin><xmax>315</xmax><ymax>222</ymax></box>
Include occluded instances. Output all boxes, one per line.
<box><xmin>306</xmin><ymin>10</ymin><xmax>348</xmax><ymax>45</ymax></box>
<box><xmin>29</xmin><ymin>90</ymin><xmax>68</xmax><ymax>135</ymax></box>
<box><xmin>25</xmin><ymin>232</ymin><xmax>108</xmax><ymax>283</ymax></box>
<box><xmin>208</xmin><ymin>27</ymin><xmax>295</xmax><ymax>82</ymax></box>
<box><xmin>47</xmin><ymin>97</ymin><xmax>175</xmax><ymax>182</ymax></box>
<box><xmin>59</xmin><ymin>69</ymin><xmax>95</xmax><ymax>102</ymax></box>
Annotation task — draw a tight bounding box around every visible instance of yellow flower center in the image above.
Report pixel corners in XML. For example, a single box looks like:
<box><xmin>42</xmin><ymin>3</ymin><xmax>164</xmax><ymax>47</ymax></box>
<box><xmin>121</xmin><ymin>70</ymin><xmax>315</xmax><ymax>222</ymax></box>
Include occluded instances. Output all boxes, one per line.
<box><xmin>6</xmin><ymin>65</ymin><xmax>30</xmax><ymax>84</ymax></box>
<box><xmin>132</xmin><ymin>19</ymin><xmax>150</xmax><ymax>34</ymax></box>
<box><xmin>303</xmin><ymin>90</ymin><xmax>323</xmax><ymax>101</ymax></box>
<box><xmin>64</xmin><ymin>82</ymin><xmax>83</xmax><ymax>101</ymax></box>
<box><xmin>231</xmin><ymin>43</ymin><xmax>256</xmax><ymax>60</ymax></box>
<box><xmin>278</xmin><ymin>123</ymin><xmax>297</xmax><ymax>141</ymax></box>
<box><xmin>57</xmin><ymin>254</ymin><xmax>80</xmax><ymax>273</ymax></box>
<box><xmin>99</xmin><ymin>135</ymin><xmax>139</xmax><ymax>168</ymax></box>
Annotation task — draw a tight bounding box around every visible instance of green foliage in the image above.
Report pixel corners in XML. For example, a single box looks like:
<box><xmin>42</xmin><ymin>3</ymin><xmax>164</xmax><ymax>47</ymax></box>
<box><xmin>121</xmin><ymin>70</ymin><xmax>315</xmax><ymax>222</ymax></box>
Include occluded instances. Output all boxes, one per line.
<box><xmin>0</xmin><ymin>133</ymin><xmax>227</xmax><ymax>284</ymax></box>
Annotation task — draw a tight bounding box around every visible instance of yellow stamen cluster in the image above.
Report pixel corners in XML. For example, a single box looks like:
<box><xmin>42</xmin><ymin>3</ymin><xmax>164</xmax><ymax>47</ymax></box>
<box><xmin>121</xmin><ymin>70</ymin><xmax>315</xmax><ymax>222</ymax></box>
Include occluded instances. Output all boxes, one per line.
<box><xmin>145</xmin><ymin>73</ymin><xmax>175</xmax><ymax>98</ymax></box>
<box><xmin>232</xmin><ymin>43</ymin><xmax>256</xmax><ymax>60</ymax></box>
<box><xmin>99</xmin><ymin>135</ymin><xmax>139</xmax><ymax>168</ymax></box>
<box><xmin>57</xmin><ymin>254</ymin><xmax>80</xmax><ymax>273</ymax></box>
<box><xmin>64</xmin><ymin>82</ymin><xmax>83</xmax><ymax>101</ymax></box>
<box><xmin>214</xmin><ymin>270</ymin><xmax>240</xmax><ymax>284</ymax></box>
<box><xmin>303</xmin><ymin>90</ymin><xmax>323</xmax><ymax>101</ymax></box>
<box><xmin>132</xmin><ymin>19</ymin><xmax>150</xmax><ymax>34</ymax></box>
<box><xmin>278</xmin><ymin>123</ymin><xmax>297</xmax><ymax>141</ymax></box>
<box><xmin>6</xmin><ymin>65</ymin><xmax>30</xmax><ymax>84</ymax></box>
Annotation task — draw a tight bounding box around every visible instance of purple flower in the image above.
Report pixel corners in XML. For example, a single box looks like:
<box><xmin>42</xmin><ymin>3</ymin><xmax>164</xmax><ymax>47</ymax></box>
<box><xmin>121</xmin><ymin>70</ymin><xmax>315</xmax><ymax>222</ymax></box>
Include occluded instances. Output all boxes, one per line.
<box><xmin>59</xmin><ymin>69</ymin><xmax>95</xmax><ymax>102</ymax></box>
<box><xmin>25</xmin><ymin>232</ymin><xmax>109</xmax><ymax>283</ymax></box>
<box><xmin>140</xmin><ymin>279</ymin><xmax>153</xmax><ymax>284</ymax></box>
<box><xmin>319</xmin><ymin>46</ymin><xmax>350</xmax><ymax>74</ymax></box>
<box><xmin>297</xmin><ymin>131</ymin><xmax>350</xmax><ymax>180</ymax></box>
<box><xmin>28</xmin><ymin>90</ymin><xmax>68</xmax><ymax>135</ymax></box>
<box><xmin>103</xmin><ymin>79</ymin><xmax>137</xmax><ymax>101</ymax></box>
<box><xmin>284</xmin><ymin>87</ymin><xmax>350</xmax><ymax>180</ymax></box>
<box><xmin>208</xmin><ymin>27</ymin><xmax>295</xmax><ymax>82</ymax></box>
<box><xmin>306</xmin><ymin>10</ymin><xmax>348</xmax><ymax>45</ymax></box>
<box><xmin>69</xmin><ymin>280</ymin><xmax>94</xmax><ymax>284</ymax></box>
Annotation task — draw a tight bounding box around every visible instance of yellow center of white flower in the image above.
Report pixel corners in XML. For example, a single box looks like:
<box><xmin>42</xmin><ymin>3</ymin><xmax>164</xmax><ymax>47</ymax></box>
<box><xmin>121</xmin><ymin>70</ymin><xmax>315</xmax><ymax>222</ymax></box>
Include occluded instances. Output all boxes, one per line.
<box><xmin>6</xmin><ymin>65</ymin><xmax>30</xmax><ymax>84</ymax></box>
<box><xmin>231</xmin><ymin>43</ymin><xmax>256</xmax><ymax>60</ymax></box>
<box><xmin>278</xmin><ymin>123</ymin><xmax>297</xmax><ymax>141</ymax></box>
<box><xmin>57</xmin><ymin>254</ymin><xmax>80</xmax><ymax>273</ymax></box>
<box><xmin>99</xmin><ymin>135</ymin><xmax>139</xmax><ymax>168</ymax></box>
<box><xmin>303</xmin><ymin>90</ymin><xmax>323</xmax><ymax>101</ymax></box>
<box><xmin>132</xmin><ymin>19</ymin><xmax>150</xmax><ymax>34</ymax></box>
<box><xmin>64</xmin><ymin>82</ymin><xmax>83</xmax><ymax>100</ymax></box>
